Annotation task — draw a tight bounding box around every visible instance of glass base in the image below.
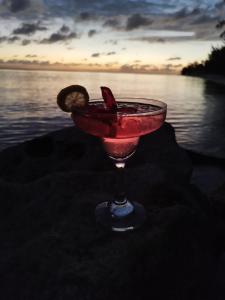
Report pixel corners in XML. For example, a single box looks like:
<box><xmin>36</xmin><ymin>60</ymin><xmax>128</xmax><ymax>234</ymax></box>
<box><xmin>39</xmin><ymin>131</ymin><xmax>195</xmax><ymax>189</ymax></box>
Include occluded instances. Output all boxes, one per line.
<box><xmin>95</xmin><ymin>201</ymin><xmax>146</xmax><ymax>232</ymax></box>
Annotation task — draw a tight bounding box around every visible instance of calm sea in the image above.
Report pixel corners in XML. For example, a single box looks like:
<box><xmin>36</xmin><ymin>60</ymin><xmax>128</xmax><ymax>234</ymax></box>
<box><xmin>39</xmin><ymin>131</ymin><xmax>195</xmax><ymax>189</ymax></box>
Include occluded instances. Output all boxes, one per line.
<box><xmin>0</xmin><ymin>69</ymin><xmax>225</xmax><ymax>158</ymax></box>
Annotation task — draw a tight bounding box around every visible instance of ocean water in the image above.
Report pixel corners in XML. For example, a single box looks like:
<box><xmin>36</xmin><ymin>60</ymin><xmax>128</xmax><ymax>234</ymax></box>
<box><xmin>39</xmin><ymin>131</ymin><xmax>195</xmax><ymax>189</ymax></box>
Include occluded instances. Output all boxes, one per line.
<box><xmin>0</xmin><ymin>69</ymin><xmax>225</xmax><ymax>158</ymax></box>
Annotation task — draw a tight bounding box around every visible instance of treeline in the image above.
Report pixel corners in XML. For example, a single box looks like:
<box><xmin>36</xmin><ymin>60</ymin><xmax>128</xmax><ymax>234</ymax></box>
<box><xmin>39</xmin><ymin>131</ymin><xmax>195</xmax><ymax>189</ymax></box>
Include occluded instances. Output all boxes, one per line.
<box><xmin>181</xmin><ymin>45</ymin><xmax>225</xmax><ymax>76</ymax></box>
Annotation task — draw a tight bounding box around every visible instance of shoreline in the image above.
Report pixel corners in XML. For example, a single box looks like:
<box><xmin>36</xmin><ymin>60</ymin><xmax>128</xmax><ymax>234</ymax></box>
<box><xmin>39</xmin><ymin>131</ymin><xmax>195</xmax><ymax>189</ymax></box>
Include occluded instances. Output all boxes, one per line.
<box><xmin>183</xmin><ymin>73</ymin><xmax>225</xmax><ymax>86</ymax></box>
<box><xmin>201</xmin><ymin>74</ymin><xmax>225</xmax><ymax>86</ymax></box>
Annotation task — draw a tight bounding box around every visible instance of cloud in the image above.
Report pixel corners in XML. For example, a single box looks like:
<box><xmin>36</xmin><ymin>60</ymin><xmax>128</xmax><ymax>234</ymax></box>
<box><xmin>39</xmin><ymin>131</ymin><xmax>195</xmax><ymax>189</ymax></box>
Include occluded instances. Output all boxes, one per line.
<box><xmin>76</xmin><ymin>11</ymin><xmax>98</xmax><ymax>21</ymax></box>
<box><xmin>60</xmin><ymin>25</ymin><xmax>70</xmax><ymax>33</ymax></box>
<box><xmin>167</xmin><ymin>57</ymin><xmax>181</xmax><ymax>61</ymax></box>
<box><xmin>163</xmin><ymin>63</ymin><xmax>183</xmax><ymax>70</ymax></box>
<box><xmin>120</xmin><ymin>64</ymin><xmax>140</xmax><ymax>72</ymax></box>
<box><xmin>216</xmin><ymin>19</ymin><xmax>225</xmax><ymax>29</ymax></box>
<box><xmin>0</xmin><ymin>0</ymin><xmax>223</xmax><ymax>58</ymax></box>
<box><xmin>91</xmin><ymin>51</ymin><xmax>116</xmax><ymax>57</ymax></box>
<box><xmin>156</xmin><ymin>38</ymin><xmax>165</xmax><ymax>43</ymax></box>
<box><xmin>173</xmin><ymin>64</ymin><xmax>182</xmax><ymax>68</ymax></box>
<box><xmin>120</xmin><ymin>63</ymin><xmax>151</xmax><ymax>73</ymax></box>
<box><xmin>99</xmin><ymin>1</ymin><xmax>175</xmax><ymax>16</ymax></box>
<box><xmin>8</xmin><ymin>36</ymin><xmax>20</xmax><ymax>42</ymax></box>
<box><xmin>40</xmin><ymin>31</ymin><xmax>77</xmax><ymax>44</ymax></box>
<box><xmin>191</xmin><ymin>14</ymin><xmax>218</xmax><ymax>25</ymax></box>
<box><xmin>102</xmin><ymin>14</ymin><xmax>153</xmax><ymax>32</ymax></box>
<box><xmin>103</xmin><ymin>13</ymin><xmax>153</xmax><ymax>31</ymax></box>
<box><xmin>158</xmin><ymin>6</ymin><xmax>222</xmax><ymax>41</ymax></box>
<box><xmin>0</xmin><ymin>59</ymin><xmax>92</xmax><ymax>71</ymax></box>
<box><xmin>88</xmin><ymin>63</ymin><xmax>101</xmax><ymax>67</ymax></box>
<box><xmin>215</xmin><ymin>0</ymin><xmax>225</xmax><ymax>9</ymax></box>
<box><xmin>119</xmin><ymin>62</ymin><xmax>181</xmax><ymax>74</ymax></box>
<box><xmin>103</xmin><ymin>18</ymin><xmax>121</xmax><ymax>29</ymax></box>
<box><xmin>4</xmin><ymin>0</ymin><xmax>30</xmax><ymax>13</ymax></box>
<box><xmin>173</xmin><ymin>7</ymin><xmax>201</xmax><ymax>19</ymax></box>
<box><xmin>106</xmin><ymin>51</ymin><xmax>116</xmax><ymax>55</ymax></box>
<box><xmin>0</xmin><ymin>0</ymin><xmax>174</xmax><ymax>19</ymax></box>
<box><xmin>21</xmin><ymin>39</ymin><xmax>30</xmax><ymax>45</ymax></box>
<box><xmin>78</xmin><ymin>11</ymin><xmax>91</xmax><ymax>20</ymax></box>
<box><xmin>126</xmin><ymin>13</ymin><xmax>153</xmax><ymax>31</ymax></box>
<box><xmin>25</xmin><ymin>54</ymin><xmax>37</xmax><ymax>58</ymax></box>
<box><xmin>13</xmin><ymin>22</ymin><xmax>47</xmax><ymax>35</ymax></box>
<box><xmin>0</xmin><ymin>36</ymin><xmax>7</xmax><ymax>43</ymax></box>
<box><xmin>94</xmin><ymin>4</ymin><xmax>218</xmax><ymax>41</ymax></box>
<box><xmin>0</xmin><ymin>1</ymin><xmax>223</xmax><ymax>23</ymax></box>
<box><xmin>4</xmin><ymin>59</ymin><xmax>49</xmax><ymax>65</ymax></box>
<box><xmin>104</xmin><ymin>39</ymin><xmax>118</xmax><ymax>45</ymax></box>
<box><xmin>91</xmin><ymin>53</ymin><xmax>100</xmax><ymax>57</ymax></box>
<box><xmin>88</xmin><ymin>29</ymin><xmax>97</xmax><ymax>37</ymax></box>
<box><xmin>104</xmin><ymin>62</ymin><xmax>118</xmax><ymax>67</ymax></box>
<box><xmin>39</xmin><ymin>24</ymin><xmax>78</xmax><ymax>44</ymax></box>
<box><xmin>0</xmin><ymin>35</ymin><xmax>20</xmax><ymax>43</ymax></box>
<box><xmin>220</xmin><ymin>30</ymin><xmax>225</xmax><ymax>39</ymax></box>
<box><xmin>129</xmin><ymin>34</ymin><xmax>195</xmax><ymax>43</ymax></box>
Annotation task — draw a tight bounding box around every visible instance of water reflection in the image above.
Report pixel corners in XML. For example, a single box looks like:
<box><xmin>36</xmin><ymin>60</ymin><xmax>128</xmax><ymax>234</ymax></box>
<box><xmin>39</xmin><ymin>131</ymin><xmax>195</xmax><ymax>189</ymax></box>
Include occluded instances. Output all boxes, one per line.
<box><xmin>166</xmin><ymin>76</ymin><xmax>208</xmax><ymax>151</ymax></box>
<box><xmin>0</xmin><ymin>69</ymin><xmax>225</xmax><ymax>158</ymax></box>
<box><xmin>196</xmin><ymin>80</ymin><xmax>225</xmax><ymax>157</ymax></box>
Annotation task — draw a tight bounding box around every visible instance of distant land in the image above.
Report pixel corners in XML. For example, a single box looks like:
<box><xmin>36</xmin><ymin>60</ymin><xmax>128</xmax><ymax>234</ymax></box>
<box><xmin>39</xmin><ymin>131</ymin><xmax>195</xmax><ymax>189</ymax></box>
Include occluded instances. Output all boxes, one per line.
<box><xmin>181</xmin><ymin>45</ymin><xmax>225</xmax><ymax>78</ymax></box>
<box><xmin>181</xmin><ymin>18</ymin><xmax>225</xmax><ymax>81</ymax></box>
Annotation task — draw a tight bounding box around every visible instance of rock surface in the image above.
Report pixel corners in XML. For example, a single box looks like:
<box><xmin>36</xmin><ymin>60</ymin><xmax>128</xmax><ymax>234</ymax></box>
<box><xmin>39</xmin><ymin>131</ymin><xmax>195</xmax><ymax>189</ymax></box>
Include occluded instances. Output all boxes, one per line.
<box><xmin>0</xmin><ymin>123</ymin><xmax>224</xmax><ymax>300</ymax></box>
<box><xmin>188</xmin><ymin>150</ymin><xmax>225</xmax><ymax>196</ymax></box>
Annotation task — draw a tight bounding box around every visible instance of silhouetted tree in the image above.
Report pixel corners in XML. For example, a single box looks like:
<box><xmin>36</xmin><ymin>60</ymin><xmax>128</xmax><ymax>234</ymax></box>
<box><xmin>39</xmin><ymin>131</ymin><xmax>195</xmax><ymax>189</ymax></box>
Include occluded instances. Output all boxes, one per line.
<box><xmin>181</xmin><ymin>46</ymin><xmax>225</xmax><ymax>76</ymax></box>
<box><xmin>205</xmin><ymin>46</ymin><xmax>225</xmax><ymax>74</ymax></box>
<box><xmin>216</xmin><ymin>19</ymin><xmax>225</xmax><ymax>42</ymax></box>
<box><xmin>181</xmin><ymin>62</ymin><xmax>205</xmax><ymax>75</ymax></box>
<box><xmin>181</xmin><ymin>20</ymin><xmax>225</xmax><ymax>76</ymax></box>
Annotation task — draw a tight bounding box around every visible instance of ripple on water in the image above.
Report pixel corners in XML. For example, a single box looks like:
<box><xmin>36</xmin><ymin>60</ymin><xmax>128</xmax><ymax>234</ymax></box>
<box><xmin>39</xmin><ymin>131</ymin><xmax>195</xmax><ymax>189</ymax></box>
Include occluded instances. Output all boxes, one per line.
<box><xmin>0</xmin><ymin>70</ymin><xmax>225</xmax><ymax>158</ymax></box>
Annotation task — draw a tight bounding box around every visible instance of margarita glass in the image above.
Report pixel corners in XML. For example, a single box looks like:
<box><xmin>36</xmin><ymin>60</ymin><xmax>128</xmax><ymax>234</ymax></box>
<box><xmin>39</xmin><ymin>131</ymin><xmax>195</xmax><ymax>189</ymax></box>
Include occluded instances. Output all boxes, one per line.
<box><xmin>71</xmin><ymin>98</ymin><xmax>167</xmax><ymax>232</ymax></box>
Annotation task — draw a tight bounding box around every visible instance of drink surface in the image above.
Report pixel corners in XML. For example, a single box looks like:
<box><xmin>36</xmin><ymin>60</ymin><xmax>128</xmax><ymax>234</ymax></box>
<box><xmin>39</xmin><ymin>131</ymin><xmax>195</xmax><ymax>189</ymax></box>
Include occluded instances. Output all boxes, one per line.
<box><xmin>72</xmin><ymin>101</ymin><xmax>166</xmax><ymax>139</ymax></box>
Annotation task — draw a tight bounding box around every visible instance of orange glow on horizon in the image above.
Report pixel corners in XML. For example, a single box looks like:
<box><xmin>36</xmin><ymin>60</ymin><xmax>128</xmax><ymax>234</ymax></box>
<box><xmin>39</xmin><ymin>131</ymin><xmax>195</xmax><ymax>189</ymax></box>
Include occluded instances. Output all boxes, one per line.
<box><xmin>0</xmin><ymin>61</ymin><xmax>182</xmax><ymax>74</ymax></box>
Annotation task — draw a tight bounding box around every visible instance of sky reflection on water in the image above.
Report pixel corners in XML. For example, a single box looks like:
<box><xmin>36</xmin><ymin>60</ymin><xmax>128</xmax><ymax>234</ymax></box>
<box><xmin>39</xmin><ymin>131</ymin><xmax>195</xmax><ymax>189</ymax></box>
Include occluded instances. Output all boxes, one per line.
<box><xmin>0</xmin><ymin>69</ymin><xmax>225</xmax><ymax>158</ymax></box>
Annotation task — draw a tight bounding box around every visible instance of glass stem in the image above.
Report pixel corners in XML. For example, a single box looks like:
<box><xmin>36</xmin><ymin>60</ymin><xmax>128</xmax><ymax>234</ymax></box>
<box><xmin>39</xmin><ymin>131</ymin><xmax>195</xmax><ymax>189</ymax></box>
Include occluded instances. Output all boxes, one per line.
<box><xmin>114</xmin><ymin>161</ymin><xmax>127</xmax><ymax>205</ymax></box>
<box><xmin>109</xmin><ymin>161</ymin><xmax>134</xmax><ymax>218</ymax></box>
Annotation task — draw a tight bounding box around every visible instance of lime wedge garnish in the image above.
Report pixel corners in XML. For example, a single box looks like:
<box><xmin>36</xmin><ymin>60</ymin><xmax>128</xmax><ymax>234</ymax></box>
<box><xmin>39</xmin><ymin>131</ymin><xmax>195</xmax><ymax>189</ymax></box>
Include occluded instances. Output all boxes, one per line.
<box><xmin>57</xmin><ymin>85</ymin><xmax>89</xmax><ymax>112</ymax></box>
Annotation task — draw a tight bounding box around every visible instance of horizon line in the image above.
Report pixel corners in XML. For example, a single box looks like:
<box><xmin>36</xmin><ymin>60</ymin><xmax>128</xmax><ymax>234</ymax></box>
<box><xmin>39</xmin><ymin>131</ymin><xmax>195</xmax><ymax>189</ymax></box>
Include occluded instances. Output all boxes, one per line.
<box><xmin>0</xmin><ymin>65</ymin><xmax>180</xmax><ymax>76</ymax></box>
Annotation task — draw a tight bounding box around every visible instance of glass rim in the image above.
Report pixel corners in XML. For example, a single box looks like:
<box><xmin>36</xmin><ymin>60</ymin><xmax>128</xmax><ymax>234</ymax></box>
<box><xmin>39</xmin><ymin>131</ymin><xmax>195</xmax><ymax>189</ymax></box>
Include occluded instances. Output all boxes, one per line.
<box><xmin>88</xmin><ymin>97</ymin><xmax>167</xmax><ymax>116</ymax></box>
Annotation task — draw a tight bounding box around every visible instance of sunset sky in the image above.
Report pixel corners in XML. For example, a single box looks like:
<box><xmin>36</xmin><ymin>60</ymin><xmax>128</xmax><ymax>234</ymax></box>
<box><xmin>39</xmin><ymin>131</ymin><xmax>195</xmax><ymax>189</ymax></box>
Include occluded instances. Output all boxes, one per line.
<box><xmin>0</xmin><ymin>0</ymin><xmax>224</xmax><ymax>74</ymax></box>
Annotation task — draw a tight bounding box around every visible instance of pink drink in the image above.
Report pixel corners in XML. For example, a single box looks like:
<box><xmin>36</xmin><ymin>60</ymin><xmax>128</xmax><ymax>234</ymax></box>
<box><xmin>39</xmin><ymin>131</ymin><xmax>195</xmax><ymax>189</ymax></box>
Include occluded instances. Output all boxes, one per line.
<box><xmin>72</xmin><ymin>101</ymin><xmax>166</xmax><ymax>159</ymax></box>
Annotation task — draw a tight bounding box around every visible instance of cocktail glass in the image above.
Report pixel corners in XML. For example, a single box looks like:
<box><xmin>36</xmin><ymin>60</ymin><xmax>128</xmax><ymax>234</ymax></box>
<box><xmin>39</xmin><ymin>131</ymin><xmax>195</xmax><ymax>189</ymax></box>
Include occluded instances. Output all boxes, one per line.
<box><xmin>72</xmin><ymin>98</ymin><xmax>167</xmax><ymax>232</ymax></box>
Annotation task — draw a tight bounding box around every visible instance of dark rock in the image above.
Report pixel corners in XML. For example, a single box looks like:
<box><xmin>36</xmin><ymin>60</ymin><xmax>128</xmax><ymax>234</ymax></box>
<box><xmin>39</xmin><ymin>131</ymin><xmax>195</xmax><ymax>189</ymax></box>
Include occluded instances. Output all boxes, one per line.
<box><xmin>26</xmin><ymin>136</ymin><xmax>55</xmax><ymax>158</ymax></box>
<box><xmin>0</xmin><ymin>123</ymin><xmax>192</xmax><ymax>183</ymax></box>
<box><xmin>0</xmin><ymin>123</ymin><xmax>223</xmax><ymax>300</ymax></box>
<box><xmin>210</xmin><ymin>182</ymin><xmax>225</xmax><ymax>219</ymax></box>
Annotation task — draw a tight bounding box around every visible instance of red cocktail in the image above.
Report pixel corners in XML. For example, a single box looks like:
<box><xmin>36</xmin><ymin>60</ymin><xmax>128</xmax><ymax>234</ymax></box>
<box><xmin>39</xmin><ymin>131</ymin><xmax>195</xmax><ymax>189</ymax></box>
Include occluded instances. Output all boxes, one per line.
<box><xmin>72</xmin><ymin>98</ymin><xmax>167</xmax><ymax>231</ymax></box>
<box><xmin>72</xmin><ymin>100</ymin><xmax>166</xmax><ymax>160</ymax></box>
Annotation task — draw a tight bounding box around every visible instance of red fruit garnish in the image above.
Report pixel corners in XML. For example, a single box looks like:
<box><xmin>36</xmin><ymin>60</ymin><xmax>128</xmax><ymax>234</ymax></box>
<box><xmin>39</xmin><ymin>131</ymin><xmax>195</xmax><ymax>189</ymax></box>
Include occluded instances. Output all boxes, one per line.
<box><xmin>85</xmin><ymin>104</ymin><xmax>117</xmax><ymax>122</ymax></box>
<box><xmin>100</xmin><ymin>86</ymin><xmax>117</xmax><ymax>111</ymax></box>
